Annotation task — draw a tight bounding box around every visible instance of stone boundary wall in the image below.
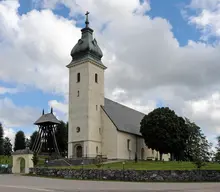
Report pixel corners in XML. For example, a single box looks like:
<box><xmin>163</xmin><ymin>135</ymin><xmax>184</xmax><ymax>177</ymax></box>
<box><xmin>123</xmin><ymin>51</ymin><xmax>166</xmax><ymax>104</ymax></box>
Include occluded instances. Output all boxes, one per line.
<box><xmin>29</xmin><ymin>168</ymin><xmax>220</xmax><ymax>182</ymax></box>
<box><xmin>0</xmin><ymin>168</ymin><xmax>12</xmax><ymax>174</ymax></box>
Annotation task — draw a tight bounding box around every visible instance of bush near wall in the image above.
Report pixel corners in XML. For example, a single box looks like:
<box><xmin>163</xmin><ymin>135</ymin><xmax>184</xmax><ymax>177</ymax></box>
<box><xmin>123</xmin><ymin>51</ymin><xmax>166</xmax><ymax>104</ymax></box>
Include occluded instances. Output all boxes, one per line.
<box><xmin>29</xmin><ymin>168</ymin><xmax>220</xmax><ymax>182</ymax></box>
<box><xmin>0</xmin><ymin>156</ymin><xmax>12</xmax><ymax>165</ymax></box>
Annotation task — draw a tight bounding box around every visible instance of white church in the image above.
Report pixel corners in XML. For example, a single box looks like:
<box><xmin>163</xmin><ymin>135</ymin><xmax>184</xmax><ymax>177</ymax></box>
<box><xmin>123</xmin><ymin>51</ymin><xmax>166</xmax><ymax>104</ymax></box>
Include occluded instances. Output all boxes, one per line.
<box><xmin>67</xmin><ymin>12</ymin><xmax>170</xmax><ymax>161</ymax></box>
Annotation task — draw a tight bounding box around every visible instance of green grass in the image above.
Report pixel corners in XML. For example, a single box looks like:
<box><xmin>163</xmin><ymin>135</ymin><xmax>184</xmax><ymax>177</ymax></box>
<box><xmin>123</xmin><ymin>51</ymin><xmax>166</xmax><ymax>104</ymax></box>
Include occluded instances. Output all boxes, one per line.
<box><xmin>47</xmin><ymin>161</ymin><xmax>220</xmax><ymax>170</ymax></box>
<box><xmin>0</xmin><ymin>155</ymin><xmax>12</xmax><ymax>165</ymax></box>
<box><xmin>38</xmin><ymin>156</ymin><xmax>48</xmax><ymax>166</ymax></box>
<box><xmin>2</xmin><ymin>154</ymin><xmax>220</xmax><ymax>171</ymax></box>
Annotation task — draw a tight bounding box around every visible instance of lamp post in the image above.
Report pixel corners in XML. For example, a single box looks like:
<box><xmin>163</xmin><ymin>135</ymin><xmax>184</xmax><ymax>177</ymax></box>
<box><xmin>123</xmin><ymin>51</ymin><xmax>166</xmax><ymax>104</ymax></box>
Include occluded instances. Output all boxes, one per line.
<box><xmin>81</xmin><ymin>161</ymin><xmax>84</xmax><ymax>179</ymax></box>
<box><xmin>45</xmin><ymin>159</ymin><xmax>49</xmax><ymax>176</ymax></box>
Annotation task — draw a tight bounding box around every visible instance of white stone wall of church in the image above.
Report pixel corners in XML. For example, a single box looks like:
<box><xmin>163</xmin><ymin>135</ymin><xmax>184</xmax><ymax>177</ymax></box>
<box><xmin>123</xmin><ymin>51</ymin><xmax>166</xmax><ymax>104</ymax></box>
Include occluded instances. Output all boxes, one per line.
<box><xmin>87</xmin><ymin>63</ymin><xmax>105</xmax><ymax>143</ymax></box>
<box><xmin>117</xmin><ymin>132</ymin><xmax>147</xmax><ymax>160</ymax></box>
<box><xmin>68</xmin><ymin>62</ymin><xmax>90</xmax><ymax>144</ymax></box>
<box><xmin>101</xmin><ymin>108</ymin><xmax>118</xmax><ymax>159</ymax></box>
<box><xmin>68</xmin><ymin>60</ymin><xmax>105</xmax><ymax>158</ymax></box>
<box><xmin>68</xmin><ymin>143</ymin><xmax>72</xmax><ymax>158</ymax></box>
<box><xmin>136</xmin><ymin>137</ymin><xmax>148</xmax><ymax>160</ymax></box>
<box><xmin>84</xmin><ymin>141</ymin><xmax>102</xmax><ymax>157</ymax></box>
<box><xmin>116</xmin><ymin>132</ymin><xmax>170</xmax><ymax>161</ymax></box>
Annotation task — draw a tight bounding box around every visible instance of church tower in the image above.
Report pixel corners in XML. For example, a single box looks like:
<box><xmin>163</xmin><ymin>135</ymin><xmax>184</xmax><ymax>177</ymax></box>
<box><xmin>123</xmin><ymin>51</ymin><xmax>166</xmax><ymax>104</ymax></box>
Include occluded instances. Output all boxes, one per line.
<box><xmin>67</xmin><ymin>12</ymin><xmax>107</xmax><ymax>158</ymax></box>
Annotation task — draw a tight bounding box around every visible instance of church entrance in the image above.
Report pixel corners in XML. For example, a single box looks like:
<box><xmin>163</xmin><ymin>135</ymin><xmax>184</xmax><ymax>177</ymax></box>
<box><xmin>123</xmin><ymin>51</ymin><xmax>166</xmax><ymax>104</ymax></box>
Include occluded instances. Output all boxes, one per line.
<box><xmin>19</xmin><ymin>157</ymin><xmax>25</xmax><ymax>173</ymax></box>
<box><xmin>76</xmin><ymin>145</ymin><xmax>83</xmax><ymax>158</ymax></box>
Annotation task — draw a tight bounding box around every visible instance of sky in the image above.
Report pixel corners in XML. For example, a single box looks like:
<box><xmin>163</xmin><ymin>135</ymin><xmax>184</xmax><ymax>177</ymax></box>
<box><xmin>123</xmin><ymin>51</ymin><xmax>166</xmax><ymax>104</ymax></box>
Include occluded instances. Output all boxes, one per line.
<box><xmin>1</xmin><ymin>0</ymin><xmax>220</xmax><ymax>148</ymax></box>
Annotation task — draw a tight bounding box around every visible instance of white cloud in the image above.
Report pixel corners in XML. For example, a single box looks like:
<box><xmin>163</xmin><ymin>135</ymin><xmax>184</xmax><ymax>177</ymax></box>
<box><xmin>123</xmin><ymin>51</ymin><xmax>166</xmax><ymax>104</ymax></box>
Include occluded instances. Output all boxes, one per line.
<box><xmin>0</xmin><ymin>86</ymin><xmax>18</xmax><ymax>94</ymax></box>
<box><xmin>48</xmin><ymin>99</ymin><xmax>68</xmax><ymax>122</ymax></box>
<box><xmin>183</xmin><ymin>92</ymin><xmax>220</xmax><ymax>135</ymax></box>
<box><xmin>48</xmin><ymin>100</ymin><xmax>67</xmax><ymax>114</ymax></box>
<box><xmin>0</xmin><ymin>97</ymin><xmax>40</xmax><ymax>128</ymax></box>
<box><xmin>0</xmin><ymin>96</ymin><xmax>38</xmax><ymax>146</ymax></box>
<box><xmin>0</xmin><ymin>0</ymin><xmax>78</xmax><ymax>95</ymax></box>
<box><xmin>188</xmin><ymin>0</ymin><xmax>220</xmax><ymax>39</ymax></box>
<box><xmin>3</xmin><ymin>127</ymin><xmax>15</xmax><ymax>146</ymax></box>
<box><xmin>0</xmin><ymin>84</ymin><xmax>26</xmax><ymax>95</ymax></box>
<box><xmin>1</xmin><ymin>0</ymin><xmax>220</xmax><ymax>145</ymax></box>
<box><xmin>189</xmin><ymin>0</ymin><xmax>220</xmax><ymax>10</ymax></box>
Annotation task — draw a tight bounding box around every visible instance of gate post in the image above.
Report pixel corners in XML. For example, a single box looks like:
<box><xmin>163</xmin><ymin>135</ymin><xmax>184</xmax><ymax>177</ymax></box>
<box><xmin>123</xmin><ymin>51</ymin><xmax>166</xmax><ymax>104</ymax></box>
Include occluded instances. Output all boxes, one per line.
<box><xmin>12</xmin><ymin>148</ymin><xmax>34</xmax><ymax>174</ymax></box>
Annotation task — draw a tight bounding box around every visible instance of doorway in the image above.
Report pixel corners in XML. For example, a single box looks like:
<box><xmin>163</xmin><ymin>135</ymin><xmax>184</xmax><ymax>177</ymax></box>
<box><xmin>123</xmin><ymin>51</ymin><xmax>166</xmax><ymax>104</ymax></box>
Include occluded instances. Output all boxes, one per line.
<box><xmin>76</xmin><ymin>145</ymin><xmax>83</xmax><ymax>158</ymax></box>
<box><xmin>18</xmin><ymin>157</ymin><xmax>25</xmax><ymax>173</ymax></box>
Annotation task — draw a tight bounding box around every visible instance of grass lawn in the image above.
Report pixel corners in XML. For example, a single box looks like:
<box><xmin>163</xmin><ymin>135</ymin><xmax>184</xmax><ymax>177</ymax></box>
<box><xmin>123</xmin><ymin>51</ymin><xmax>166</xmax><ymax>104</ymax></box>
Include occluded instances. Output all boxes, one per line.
<box><xmin>2</xmin><ymin>154</ymin><xmax>219</xmax><ymax>171</ymax></box>
<box><xmin>47</xmin><ymin>161</ymin><xmax>220</xmax><ymax>170</ymax></box>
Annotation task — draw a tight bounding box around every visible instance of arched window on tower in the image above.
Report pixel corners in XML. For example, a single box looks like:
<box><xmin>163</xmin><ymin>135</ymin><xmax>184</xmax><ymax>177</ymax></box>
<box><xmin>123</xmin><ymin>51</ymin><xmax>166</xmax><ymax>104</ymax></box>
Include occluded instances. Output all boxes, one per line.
<box><xmin>77</xmin><ymin>73</ymin><xmax>80</xmax><ymax>82</ymax></box>
<box><xmin>76</xmin><ymin>127</ymin><xmax>80</xmax><ymax>133</ymax></box>
<box><xmin>95</xmin><ymin>73</ymin><xmax>98</xmax><ymax>83</ymax></box>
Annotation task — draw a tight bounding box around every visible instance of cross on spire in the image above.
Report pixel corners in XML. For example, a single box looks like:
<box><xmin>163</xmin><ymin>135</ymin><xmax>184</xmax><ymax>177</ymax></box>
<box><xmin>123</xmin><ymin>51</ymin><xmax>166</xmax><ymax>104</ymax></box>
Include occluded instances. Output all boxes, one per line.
<box><xmin>85</xmin><ymin>11</ymin><xmax>90</xmax><ymax>28</ymax></box>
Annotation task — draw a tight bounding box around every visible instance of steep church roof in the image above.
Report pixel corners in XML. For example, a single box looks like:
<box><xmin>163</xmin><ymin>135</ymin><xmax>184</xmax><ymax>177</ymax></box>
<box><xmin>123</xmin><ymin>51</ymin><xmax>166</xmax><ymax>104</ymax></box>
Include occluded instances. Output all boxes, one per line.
<box><xmin>34</xmin><ymin>108</ymin><xmax>61</xmax><ymax>125</ymax></box>
<box><xmin>70</xmin><ymin>11</ymin><xmax>103</xmax><ymax>64</ymax></box>
<box><xmin>103</xmin><ymin>98</ymin><xmax>146</xmax><ymax>136</ymax></box>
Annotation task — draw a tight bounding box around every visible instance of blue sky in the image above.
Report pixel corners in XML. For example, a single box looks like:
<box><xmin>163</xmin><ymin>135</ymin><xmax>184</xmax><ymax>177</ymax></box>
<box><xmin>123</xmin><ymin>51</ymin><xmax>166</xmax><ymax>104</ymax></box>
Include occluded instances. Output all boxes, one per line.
<box><xmin>1</xmin><ymin>0</ymin><xmax>219</xmax><ymax>146</ymax></box>
<box><xmin>0</xmin><ymin>0</ymin><xmax>205</xmax><ymax>126</ymax></box>
<box><xmin>14</xmin><ymin>0</ymin><xmax>201</xmax><ymax>110</ymax></box>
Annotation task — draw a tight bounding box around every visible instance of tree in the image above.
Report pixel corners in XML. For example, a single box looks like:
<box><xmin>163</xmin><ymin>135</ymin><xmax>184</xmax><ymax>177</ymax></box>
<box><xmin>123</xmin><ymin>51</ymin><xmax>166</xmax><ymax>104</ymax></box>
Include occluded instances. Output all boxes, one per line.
<box><xmin>140</xmin><ymin>107</ymin><xmax>189</xmax><ymax>161</ymax></box>
<box><xmin>183</xmin><ymin>118</ymin><xmax>201</xmax><ymax>161</ymax></box>
<box><xmin>25</xmin><ymin>138</ymin><xmax>31</xmax><ymax>148</ymax></box>
<box><xmin>32</xmin><ymin>152</ymin><xmax>39</xmax><ymax>167</ymax></box>
<box><xmin>191</xmin><ymin>134</ymin><xmax>211</xmax><ymax>169</ymax></box>
<box><xmin>184</xmin><ymin>119</ymin><xmax>211</xmax><ymax>168</ymax></box>
<box><xmin>55</xmin><ymin>121</ymin><xmax>68</xmax><ymax>157</ymax></box>
<box><xmin>0</xmin><ymin>123</ymin><xmax>4</xmax><ymax>155</ymax></box>
<box><xmin>214</xmin><ymin>136</ymin><xmax>220</xmax><ymax>162</ymax></box>
<box><xmin>3</xmin><ymin>137</ymin><xmax>12</xmax><ymax>156</ymax></box>
<box><xmin>29</xmin><ymin>131</ymin><xmax>40</xmax><ymax>151</ymax></box>
<box><xmin>14</xmin><ymin>131</ymin><xmax>26</xmax><ymax>151</ymax></box>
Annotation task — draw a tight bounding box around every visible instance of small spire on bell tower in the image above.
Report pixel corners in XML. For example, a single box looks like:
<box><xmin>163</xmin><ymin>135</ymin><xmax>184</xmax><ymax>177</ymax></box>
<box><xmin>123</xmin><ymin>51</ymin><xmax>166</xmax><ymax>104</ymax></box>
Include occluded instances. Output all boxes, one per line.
<box><xmin>42</xmin><ymin>109</ymin><xmax>44</xmax><ymax>115</ymax></box>
<box><xmin>85</xmin><ymin>11</ymin><xmax>90</xmax><ymax>28</ymax></box>
<box><xmin>51</xmin><ymin>107</ymin><xmax>53</xmax><ymax>114</ymax></box>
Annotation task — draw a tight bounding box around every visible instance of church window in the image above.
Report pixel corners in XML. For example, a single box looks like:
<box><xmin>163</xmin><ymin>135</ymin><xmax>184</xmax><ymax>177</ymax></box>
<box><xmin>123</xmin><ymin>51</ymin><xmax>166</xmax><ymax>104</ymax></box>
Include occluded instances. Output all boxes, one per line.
<box><xmin>99</xmin><ymin>128</ymin><xmax>101</xmax><ymax>135</ymax></box>
<box><xmin>77</xmin><ymin>73</ymin><xmax>80</xmax><ymax>82</ymax></box>
<box><xmin>77</xmin><ymin>90</ymin><xmax>79</xmax><ymax>97</ymax></box>
<box><xmin>76</xmin><ymin>127</ymin><xmax>80</xmax><ymax>133</ymax></box>
<box><xmin>95</xmin><ymin>73</ymin><xmax>98</xmax><ymax>83</ymax></box>
<box><xmin>96</xmin><ymin>105</ymin><xmax>98</xmax><ymax>110</ymax></box>
<box><xmin>127</xmin><ymin>139</ymin><xmax>131</xmax><ymax>151</ymax></box>
<box><xmin>96</xmin><ymin>146</ymin><xmax>98</xmax><ymax>154</ymax></box>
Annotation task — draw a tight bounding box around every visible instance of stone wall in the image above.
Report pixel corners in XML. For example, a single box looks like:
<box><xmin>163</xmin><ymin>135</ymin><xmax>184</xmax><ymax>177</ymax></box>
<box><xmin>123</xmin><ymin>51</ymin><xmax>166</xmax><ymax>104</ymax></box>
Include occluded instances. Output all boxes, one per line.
<box><xmin>0</xmin><ymin>167</ymin><xmax>12</xmax><ymax>174</ymax></box>
<box><xmin>29</xmin><ymin>168</ymin><xmax>220</xmax><ymax>182</ymax></box>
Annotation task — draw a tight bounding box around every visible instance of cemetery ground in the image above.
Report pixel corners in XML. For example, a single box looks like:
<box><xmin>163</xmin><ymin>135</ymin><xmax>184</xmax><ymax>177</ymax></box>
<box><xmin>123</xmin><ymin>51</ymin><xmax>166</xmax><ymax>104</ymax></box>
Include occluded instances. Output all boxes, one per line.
<box><xmin>48</xmin><ymin>160</ymin><xmax>220</xmax><ymax>170</ymax></box>
<box><xmin>1</xmin><ymin>155</ymin><xmax>220</xmax><ymax>191</ymax></box>
<box><xmin>1</xmin><ymin>155</ymin><xmax>220</xmax><ymax>170</ymax></box>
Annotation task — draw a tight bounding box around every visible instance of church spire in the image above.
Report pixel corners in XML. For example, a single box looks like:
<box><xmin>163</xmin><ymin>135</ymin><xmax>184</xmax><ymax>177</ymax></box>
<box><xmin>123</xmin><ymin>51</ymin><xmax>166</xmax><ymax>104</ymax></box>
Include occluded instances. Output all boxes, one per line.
<box><xmin>69</xmin><ymin>11</ymin><xmax>104</xmax><ymax>64</ymax></box>
<box><xmin>85</xmin><ymin>11</ymin><xmax>90</xmax><ymax>28</ymax></box>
